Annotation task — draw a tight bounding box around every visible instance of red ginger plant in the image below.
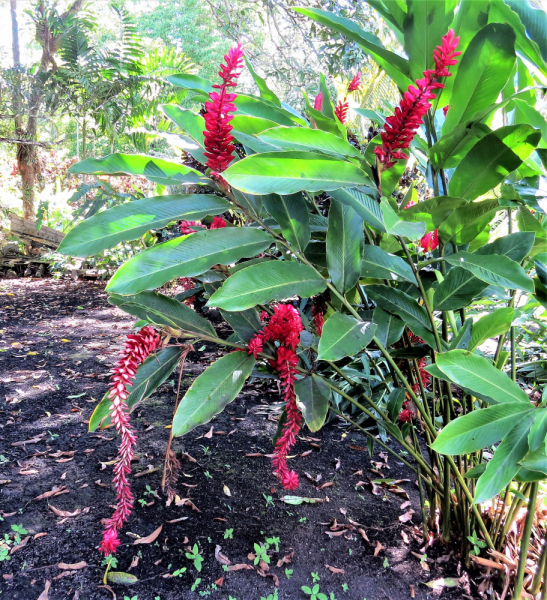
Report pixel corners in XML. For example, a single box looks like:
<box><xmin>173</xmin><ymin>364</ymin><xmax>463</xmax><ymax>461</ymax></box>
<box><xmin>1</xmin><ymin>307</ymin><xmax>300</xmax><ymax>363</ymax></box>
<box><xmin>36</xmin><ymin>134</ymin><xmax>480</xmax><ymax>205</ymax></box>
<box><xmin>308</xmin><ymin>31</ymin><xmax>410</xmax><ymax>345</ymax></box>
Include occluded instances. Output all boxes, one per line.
<box><xmin>99</xmin><ymin>326</ymin><xmax>161</xmax><ymax>555</ymax></box>
<box><xmin>404</xmin><ymin>201</ymin><xmax>440</xmax><ymax>253</ymax></box>
<box><xmin>203</xmin><ymin>44</ymin><xmax>245</xmax><ymax>178</ymax></box>
<box><xmin>375</xmin><ymin>30</ymin><xmax>460</xmax><ymax>169</ymax></box>
<box><xmin>248</xmin><ymin>304</ymin><xmax>304</xmax><ymax>490</ymax></box>
<box><xmin>334</xmin><ymin>72</ymin><xmax>361</xmax><ymax>124</ymax></box>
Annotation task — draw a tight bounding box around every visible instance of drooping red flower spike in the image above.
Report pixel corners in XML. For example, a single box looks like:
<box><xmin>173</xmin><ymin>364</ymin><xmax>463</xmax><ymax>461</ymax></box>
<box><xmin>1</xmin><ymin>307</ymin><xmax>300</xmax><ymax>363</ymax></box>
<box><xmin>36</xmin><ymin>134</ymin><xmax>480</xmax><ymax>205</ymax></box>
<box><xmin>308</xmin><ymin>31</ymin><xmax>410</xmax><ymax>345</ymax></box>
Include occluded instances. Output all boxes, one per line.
<box><xmin>335</xmin><ymin>72</ymin><xmax>362</xmax><ymax>125</ymax></box>
<box><xmin>99</xmin><ymin>326</ymin><xmax>161</xmax><ymax>555</ymax></box>
<box><xmin>375</xmin><ymin>30</ymin><xmax>460</xmax><ymax>168</ymax></box>
<box><xmin>247</xmin><ymin>304</ymin><xmax>304</xmax><ymax>490</ymax></box>
<box><xmin>203</xmin><ymin>44</ymin><xmax>245</xmax><ymax>176</ymax></box>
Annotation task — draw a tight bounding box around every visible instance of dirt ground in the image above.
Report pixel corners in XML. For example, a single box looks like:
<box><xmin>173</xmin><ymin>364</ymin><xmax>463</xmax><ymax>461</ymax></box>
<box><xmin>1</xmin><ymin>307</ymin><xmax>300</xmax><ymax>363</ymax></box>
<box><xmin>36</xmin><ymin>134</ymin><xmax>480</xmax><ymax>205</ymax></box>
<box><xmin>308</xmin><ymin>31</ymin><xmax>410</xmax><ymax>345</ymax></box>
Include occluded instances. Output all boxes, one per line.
<box><xmin>0</xmin><ymin>279</ymin><xmax>474</xmax><ymax>600</ymax></box>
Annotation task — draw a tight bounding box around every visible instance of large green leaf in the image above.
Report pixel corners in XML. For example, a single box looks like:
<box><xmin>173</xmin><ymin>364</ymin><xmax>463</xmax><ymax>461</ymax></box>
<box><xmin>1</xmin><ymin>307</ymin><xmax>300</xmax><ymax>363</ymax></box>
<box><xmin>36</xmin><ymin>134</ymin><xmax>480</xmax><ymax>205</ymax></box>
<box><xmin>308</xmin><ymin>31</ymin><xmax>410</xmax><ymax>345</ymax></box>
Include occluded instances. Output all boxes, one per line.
<box><xmin>89</xmin><ymin>346</ymin><xmax>184</xmax><ymax>432</ymax></box>
<box><xmin>433</xmin><ymin>232</ymin><xmax>536</xmax><ymax>310</ymax></box>
<box><xmin>208</xmin><ymin>261</ymin><xmax>326</xmax><ymax>311</ymax></box>
<box><xmin>295</xmin><ymin>375</ymin><xmax>331</xmax><ymax>432</ymax></box>
<box><xmin>58</xmin><ymin>194</ymin><xmax>231</xmax><ymax>257</ymax></box>
<box><xmin>444</xmin><ymin>251</ymin><xmax>534</xmax><ymax>292</ymax></box>
<box><xmin>438</xmin><ymin>198</ymin><xmax>500</xmax><ymax>245</ymax></box>
<box><xmin>468</xmin><ymin>307</ymin><xmax>514</xmax><ymax>352</ymax></box>
<box><xmin>263</xmin><ymin>193</ymin><xmax>310</xmax><ymax>253</ymax></box>
<box><xmin>398</xmin><ymin>196</ymin><xmax>467</xmax><ymax>232</ymax></box>
<box><xmin>172</xmin><ymin>351</ymin><xmax>255</xmax><ymax>437</ymax></box>
<box><xmin>67</xmin><ymin>153</ymin><xmax>203</xmax><ymax>186</ymax></box>
<box><xmin>236</xmin><ymin>94</ymin><xmax>306</xmax><ymax>126</ymax></box>
<box><xmin>474</xmin><ymin>416</ymin><xmax>534</xmax><ymax>503</ymax></box>
<box><xmin>443</xmin><ymin>23</ymin><xmax>516</xmax><ymax>134</ymax></box>
<box><xmin>160</xmin><ymin>105</ymin><xmax>207</xmax><ymax>163</ymax></box>
<box><xmin>372</xmin><ymin>308</ymin><xmax>405</xmax><ymax>347</ymax></box>
<box><xmin>520</xmin><ymin>448</ymin><xmax>547</xmax><ymax>474</ymax></box>
<box><xmin>329</xmin><ymin>188</ymin><xmax>385</xmax><ymax>232</ymax></box>
<box><xmin>317</xmin><ymin>313</ymin><xmax>376</xmax><ymax>361</ymax></box>
<box><xmin>517</xmin><ymin>207</ymin><xmax>547</xmax><ymax>256</ymax></box>
<box><xmin>528</xmin><ymin>408</ymin><xmax>547</xmax><ymax>453</ymax></box>
<box><xmin>167</xmin><ymin>73</ymin><xmax>213</xmax><ymax>94</ymax></box>
<box><xmin>244</xmin><ymin>56</ymin><xmax>282</xmax><ymax>106</ymax></box>
<box><xmin>220</xmin><ymin>309</ymin><xmax>263</xmax><ymax>343</ymax></box>
<box><xmin>435</xmin><ymin>350</ymin><xmax>530</xmax><ymax>404</ymax></box>
<box><xmin>361</xmin><ymin>245</ymin><xmax>416</xmax><ymax>284</ymax></box>
<box><xmin>293</xmin><ymin>8</ymin><xmax>412</xmax><ymax>91</ymax></box>
<box><xmin>432</xmin><ymin>402</ymin><xmax>535</xmax><ymax>455</ymax></box>
<box><xmin>327</xmin><ymin>200</ymin><xmax>363</xmax><ymax>294</ymax></box>
<box><xmin>366</xmin><ymin>284</ymin><xmax>432</xmax><ymax>333</ymax></box>
<box><xmin>258</xmin><ymin>127</ymin><xmax>363</xmax><ymax>159</ymax></box>
<box><xmin>448</xmin><ymin>125</ymin><xmax>541</xmax><ymax>200</ymax></box>
<box><xmin>108</xmin><ymin>291</ymin><xmax>216</xmax><ymax>338</ymax></box>
<box><xmin>380</xmin><ymin>199</ymin><xmax>426</xmax><ymax>239</ymax></box>
<box><xmin>107</xmin><ymin>228</ymin><xmax>273</xmax><ymax>295</ymax></box>
<box><xmin>223</xmin><ymin>152</ymin><xmax>369</xmax><ymax>195</ymax></box>
<box><xmin>403</xmin><ymin>0</ymin><xmax>457</xmax><ymax>81</ymax></box>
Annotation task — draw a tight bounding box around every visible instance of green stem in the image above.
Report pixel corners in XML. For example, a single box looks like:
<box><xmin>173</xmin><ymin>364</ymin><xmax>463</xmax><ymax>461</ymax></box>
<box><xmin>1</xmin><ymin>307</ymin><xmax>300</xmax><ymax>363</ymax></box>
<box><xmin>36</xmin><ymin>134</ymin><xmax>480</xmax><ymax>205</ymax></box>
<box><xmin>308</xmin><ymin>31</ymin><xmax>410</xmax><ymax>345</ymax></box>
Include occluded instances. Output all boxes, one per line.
<box><xmin>513</xmin><ymin>482</ymin><xmax>538</xmax><ymax>599</ymax></box>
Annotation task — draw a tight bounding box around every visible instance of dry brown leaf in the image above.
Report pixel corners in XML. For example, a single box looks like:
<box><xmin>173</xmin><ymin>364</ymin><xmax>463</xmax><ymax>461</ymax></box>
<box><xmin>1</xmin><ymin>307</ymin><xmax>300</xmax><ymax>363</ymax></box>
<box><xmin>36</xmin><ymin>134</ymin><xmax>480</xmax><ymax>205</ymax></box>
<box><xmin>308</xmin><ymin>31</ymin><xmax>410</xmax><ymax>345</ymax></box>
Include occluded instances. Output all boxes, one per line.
<box><xmin>400</xmin><ymin>501</ymin><xmax>412</xmax><ymax>510</ymax></box>
<box><xmin>276</xmin><ymin>552</ymin><xmax>294</xmax><ymax>568</ymax></box>
<box><xmin>128</xmin><ymin>556</ymin><xmax>139</xmax><ymax>571</ymax></box>
<box><xmin>133</xmin><ymin>524</ymin><xmax>162</xmax><ymax>545</ymax></box>
<box><xmin>325</xmin><ymin>564</ymin><xmax>345</xmax><ymax>575</ymax></box>
<box><xmin>34</xmin><ymin>486</ymin><xmax>69</xmax><ymax>501</ymax></box>
<box><xmin>34</xmin><ymin>533</ymin><xmax>47</xmax><ymax>540</ymax></box>
<box><xmin>215</xmin><ymin>545</ymin><xmax>231</xmax><ymax>565</ymax></box>
<box><xmin>203</xmin><ymin>426</ymin><xmax>214</xmax><ymax>439</ymax></box>
<box><xmin>166</xmin><ymin>517</ymin><xmax>188</xmax><ymax>524</ymax></box>
<box><xmin>374</xmin><ymin>541</ymin><xmax>385</xmax><ymax>556</ymax></box>
<box><xmin>10</xmin><ymin>535</ymin><xmax>30</xmax><ymax>554</ymax></box>
<box><xmin>11</xmin><ymin>433</ymin><xmax>46</xmax><ymax>446</ymax></box>
<box><xmin>300</xmin><ymin>450</ymin><xmax>312</xmax><ymax>457</ymax></box>
<box><xmin>58</xmin><ymin>561</ymin><xmax>87</xmax><ymax>570</ymax></box>
<box><xmin>228</xmin><ymin>563</ymin><xmax>254</xmax><ymax>571</ymax></box>
<box><xmin>49</xmin><ymin>505</ymin><xmax>81</xmax><ymax>518</ymax></box>
<box><xmin>319</xmin><ymin>482</ymin><xmax>334</xmax><ymax>489</ymax></box>
<box><xmin>245</xmin><ymin>453</ymin><xmax>264</xmax><ymax>457</ymax></box>
<box><xmin>324</xmin><ymin>530</ymin><xmax>346</xmax><ymax>538</ymax></box>
<box><xmin>214</xmin><ymin>576</ymin><xmax>224</xmax><ymax>587</ymax></box>
<box><xmin>97</xmin><ymin>584</ymin><xmax>116</xmax><ymax>599</ymax></box>
<box><xmin>399</xmin><ymin>509</ymin><xmax>414</xmax><ymax>523</ymax></box>
<box><xmin>37</xmin><ymin>580</ymin><xmax>51</xmax><ymax>600</ymax></box>
<box><xmin>358</xmin><ymin>528</ymin><xmax>370</xmax><ymax>543</ymax></box>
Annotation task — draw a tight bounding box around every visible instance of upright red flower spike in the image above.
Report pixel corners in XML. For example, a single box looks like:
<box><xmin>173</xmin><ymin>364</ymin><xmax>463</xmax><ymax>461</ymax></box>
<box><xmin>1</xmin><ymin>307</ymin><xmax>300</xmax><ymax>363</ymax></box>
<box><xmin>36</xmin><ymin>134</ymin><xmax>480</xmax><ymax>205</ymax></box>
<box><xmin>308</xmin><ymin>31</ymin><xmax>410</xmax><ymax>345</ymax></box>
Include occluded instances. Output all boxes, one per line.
<box><xmin>247</xmin><ymin>304</ymin><xmax>304</xmax><ymax>490</ymax></box>
<box><xmin>99</xmin><ymin>326</ymin><xmax>161</xmax><ymax>555</ymax></box>
<box><xmin>375</xmin><ymin>31</ymin><xmax>460</xmax><ymax>168</ymax></box>
<box><xmin>335</xmin><ymin>72</ymin><xmax>362</xmax><ymax>124</ymax></box>
<box><xmin>313</xmin><ymin>93</ymin><xmax>323</xmax><ymax>111</ymax></box>
<box><xmin>203</xmin><ymin>44</ymin><xmax>245</xmax><ymax>176</ymax></box>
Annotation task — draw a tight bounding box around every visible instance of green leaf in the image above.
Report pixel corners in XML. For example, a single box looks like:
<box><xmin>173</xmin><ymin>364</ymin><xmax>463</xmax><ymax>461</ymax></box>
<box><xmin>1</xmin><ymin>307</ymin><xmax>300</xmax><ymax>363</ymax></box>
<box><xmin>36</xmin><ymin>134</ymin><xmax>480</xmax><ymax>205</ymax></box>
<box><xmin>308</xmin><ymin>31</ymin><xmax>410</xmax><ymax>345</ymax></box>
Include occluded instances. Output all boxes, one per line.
<box><xmin>329</xmin><ymin>188</ymin><xmax>385</xmax><ymax>232</ymax></box>
<box><xmin>520</xmin><ymin>448</ymin><xmax>547</xmax><ymax>474</ymax></box>
<box><xmin>517</xmin><ymin>207</ymin><xmax>547</xmax><ymax>256</ymax></box>
<box><xmin>68</xmin><ymin>153</ymin><xmax>203</xmax><ymax>186</ymax></box>
<box><xmin>327</xmin><ymin>200</ymin><xmax>363</xmax><ymax>294</ymax></box>
<box><xmin>432</xmin><ymin>402</ymin><xmax>533</xmax><ymax>455</ymax></box>
<box><xmin>295</xmin><ymin>375</ymin><xmax>331</xmax><ymax>432</ymax></box>
<box><xmin>468</xmin><ymin>307</ymin><xmax>514</xmax><ymax>352</ymax></box>
<box><xmin>223</xmin><ymin>152</ymin><xmax>369</xmax><ymax>195</ymax></box>
<box><xmin>528</xmin><ymin>408</ymin><xmax>547</xmax><ymax>453</ymax></box>
<box><xmin>107</xmin><ymin>572</ymin><xmax>139</xmax><ymax>585</ymax></box>
<box><xmin>438</xmin><ymin>198</ymin><xmax>500</xmax><ymax>245</ymax></box>
<box><xmin>435</xmin><ymin>350</ymin><xmax>530</xmax><ymax>404</ymax></box>
<box><xmin>372</xmin><ymin>308</ymin><xmax>405</xmax><ymax>347</ymax></box>
<box><xmin>106</xmin><ymin>228</ymin><xmax>273</xmax><ymax>295</ymax></box>
<box><xmin>380</xmin><ymin>199</ymin><xmax>426</xmax><ymax>239</ymax></box>
<box><xmin>208</xmin><ymin>262</ymin><xmax>326</xmax><ymax>311</ymax></box>
<box><xmin>108</xmin><ymin>291</ymin><xmax>216</xmax><ymax>338</ymax></box>
<box><xmin>445</xmin><ymin>251</ymin><xmax>534</xmax><ymax>292</ymax></box>
<box><xmin>448</xmin><ymin>125</ymin><xmax>541</xmax><ymax>200</ymax></box>
<box><xmin>443</xmin><ymin>23</ymin><xmax>516</xmax><ymax>134</ymax></box>
<box><xmin>403</xmin><ymin>0</ymin><xmax>456</xmax><ymax>82</ymax></box>
<box><xmin>235</xmin><ymin>94</ymin><xmax>304</xmax><ymax>126</ymax></box>
<box><xmin>231</xmin><ymin>115</ymin><xmax>279</xmax><ymax>136</ymax></box>
<box><xmin>263</xmin><ymin>193</ymin><xmax>310</xmax><ymax>253</ymax></box>
<box><xmin>160</xmin><ymin>105</ymin><xmax>207</xmax><ymax>163</ymax></box>
<box><xmin>172</xmin><ymin>351</ymin><xmax>255</xmax><ymax>437</ymax></box>
<box><xmin>167</xmin><ymin>73</ymin><xmax>213</xmax><ymax>94</ymax></box>
<box><xmin>475</xmin><ymin>415</ymin><xmax>534</xmax><ymax>503</ymax></box>
<box><xmin>219</xmin><ymin>309</ymin><xmax>263</xmax><ymax>343</ymax></box>
<box><xmin>387</xmin><ymin>388</ymin><xmax>406</xmax><ymax>423</ymax></box>
<box><xmin>293</xmin><ymin>7</ymin><xmax>412</xmax><ymax>91</ymax></box>
<box><xmin>317</xmin><ymin>313</ymin><xmax>376</xmax><ymax>361</ymax></box>
<box><xmin>302</xmin><ymin>90</ymin><xmax>346</xmax><ymax>139</ymax></box>
<box><xmin>258</xmin><ymin>127</ymin><xmax>363</xmax><ymax>159</ymax></box>
<box><xmin>361</xmin><ymin>245</ymin><xmax>415</xmax><ymax>284</ymax></box>
<box><xmin>244</xmin><ymin>56</ymin><xmax>281</xmax><ymax>106</ymax></box>
<box><xmin>89</xmin><ymin>346</ymin><xmax>183</xmax><ymax>432</ymax></box>
<box><xmin>398</xmin><ymin>196</ymin><xmax>467</xmax><ymax>232</ymax></box>
<box><xmin>58</xmin><ymin>194</ymin><xmax>231</xmax><ymax>257</ymax></box>
<box><xmin>366</xmin><ymin>284</ymin><xmax>432</xmax><ymax>333</ymax></box>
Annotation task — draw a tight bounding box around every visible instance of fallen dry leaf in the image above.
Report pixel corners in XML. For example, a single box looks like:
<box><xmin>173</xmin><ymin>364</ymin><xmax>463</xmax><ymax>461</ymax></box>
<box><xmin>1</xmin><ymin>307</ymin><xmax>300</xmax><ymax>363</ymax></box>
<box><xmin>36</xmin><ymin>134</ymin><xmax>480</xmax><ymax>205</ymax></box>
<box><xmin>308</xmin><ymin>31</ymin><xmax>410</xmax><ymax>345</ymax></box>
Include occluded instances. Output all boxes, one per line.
<box><xmin>10</xmin><ymin>535</ymin><xmax>30</xmax><ymax>554</ymax></box>
<box><xmin>37</xmin><ymin>580</ymin><xmax>51</xmax><ymax>600</ymax></box>
<box><xmin>203</xmin><ymin>426</ymin><xmax>214</xmax><ymax>439</ymax></box>
<box><xmin>58</xmin><ymin>561</ymin><xmax>87</xmax><ymax>570</ymax></box>
<box><xmin>399</xmin><ymin>509</ymin><xmax>414</xmax><ymax>523</ymax></box>
<box><xmin>34</xmin><ymin>533</ymin><xmax>47</xmax><ymax>540</ymax></box>
<box><xmin>133</xmin><ymin>524</ymin><xmax>162</xmax><ymax>545</ymax></box>
<box><xmin>319</xmin><ymin>482</ymin><xmax>334</xmax><ymax>489</ymax></box>
<box><xmin>215</xmin><ymin>545</ymin><xmax>231</xmax><ymax>565</ymax></box>
<box><xmin>325</xmin><ymin>564</ymin><xmax>345</xmax><ymax>575</ymax></box>
<box><xmin>374</xmin><ymin>541</ymin><xmax>385</xmax><ymax>556</ymax></box>
<box><xmin>34</xmin><ymin>486</ymin><xmax>69</xmax><ymax>501</ymax></box>
<box><xmin>128</xmin><ymin>556</ymin><xmax>139</xmax><ymax>571</ymax></box>
<box><xmin>228</xmin><ymin>563</ymin><xmax>254</xmax><ymax>571</ymax></box>
<box><xmin>97</xmin><ymin>584</ymin><xmax>116</xmax><ymax>599</ymax></box>
<box><xmin>276</xmin><ymin>552</ymin><xmax>294</xmax><ymax>568</ymax></box>
<box><xmin>49</xmin><ymin>505</ymin><xmax>81</xmax><ymax>518</ymax></box>
<box><xmin>358</xmin><ymin>528</ymin><xmax>370</xmax><ymax>543</ymax></box>
<box><xmin>400</xmin><ymin>501</ymin><xmax>412</xmax><ymax>510</ymax></box>
<box><xmin>166</xmin><ymin>517</ymin><xmax>188</xmax><ymax>524</ymax></box>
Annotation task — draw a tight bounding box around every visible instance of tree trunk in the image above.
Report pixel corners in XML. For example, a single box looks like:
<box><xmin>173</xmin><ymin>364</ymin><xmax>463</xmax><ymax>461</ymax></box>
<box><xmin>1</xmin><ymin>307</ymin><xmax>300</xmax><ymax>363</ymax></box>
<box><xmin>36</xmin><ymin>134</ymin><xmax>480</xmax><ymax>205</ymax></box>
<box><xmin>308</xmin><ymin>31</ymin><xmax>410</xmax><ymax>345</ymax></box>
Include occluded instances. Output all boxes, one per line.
<box><xmin>18</xmin><ymin>146</ymin><xmax>38</xmax><ymax>220</ymax></box>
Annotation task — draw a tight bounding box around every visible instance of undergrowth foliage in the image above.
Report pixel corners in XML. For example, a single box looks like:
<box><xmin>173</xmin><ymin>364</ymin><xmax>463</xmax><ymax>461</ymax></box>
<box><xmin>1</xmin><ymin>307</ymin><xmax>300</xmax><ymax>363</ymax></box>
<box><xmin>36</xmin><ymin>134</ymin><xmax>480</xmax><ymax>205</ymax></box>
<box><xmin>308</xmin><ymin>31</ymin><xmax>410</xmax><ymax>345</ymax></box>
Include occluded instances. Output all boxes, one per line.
<box><xmin>59</xmin><ymin>3</ymin><xmax>547</xmax><ymax>596</ymax></box>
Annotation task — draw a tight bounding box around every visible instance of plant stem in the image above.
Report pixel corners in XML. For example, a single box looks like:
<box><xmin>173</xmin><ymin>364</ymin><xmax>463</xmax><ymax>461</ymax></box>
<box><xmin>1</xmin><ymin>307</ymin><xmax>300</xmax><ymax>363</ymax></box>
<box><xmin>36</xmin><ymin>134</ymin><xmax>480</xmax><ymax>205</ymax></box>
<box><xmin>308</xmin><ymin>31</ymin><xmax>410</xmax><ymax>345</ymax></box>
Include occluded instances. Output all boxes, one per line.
<box><xmin>513</xmin><ymin>482</ymin><xmax>538</xmax><ymax>599</ymax></box>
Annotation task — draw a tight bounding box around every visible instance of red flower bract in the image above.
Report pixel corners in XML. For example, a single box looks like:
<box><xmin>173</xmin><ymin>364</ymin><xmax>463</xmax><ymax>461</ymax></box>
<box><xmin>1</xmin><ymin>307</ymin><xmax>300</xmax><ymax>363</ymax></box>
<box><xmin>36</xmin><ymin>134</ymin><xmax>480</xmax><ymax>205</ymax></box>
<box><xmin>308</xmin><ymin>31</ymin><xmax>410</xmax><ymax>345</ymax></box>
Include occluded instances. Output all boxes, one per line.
<box><xmin>99</xmin><ymin>326</ymin><xmax>161</xmax><ymax>555</ymax></box>
<box><xmin>335</xmin><ymin>72</ymin><xmax>361</xmax><ymax>125</ymax></box>
<box><xmin>247</xmin><ymin>304</ymin><xmax>304</xmax><ymax>489</ymax></box>
<box><xmin>180</xmin><ymin>220</ymin><xmax>206</xmax><ymax>235</ymax></box>
<box><xmin>203</xmin><ymin>44</ymin><xmax>245</xmax><ymax>175</ymax></box>
<box><xmin>210</xmin><ymin>216</ymin><xmax>227</xmax><ymax>229</ymax></box>
<box><xmin>375</xmin><ymin>30</ymin><xmax>460</xmax><ymax>169</ymax></box>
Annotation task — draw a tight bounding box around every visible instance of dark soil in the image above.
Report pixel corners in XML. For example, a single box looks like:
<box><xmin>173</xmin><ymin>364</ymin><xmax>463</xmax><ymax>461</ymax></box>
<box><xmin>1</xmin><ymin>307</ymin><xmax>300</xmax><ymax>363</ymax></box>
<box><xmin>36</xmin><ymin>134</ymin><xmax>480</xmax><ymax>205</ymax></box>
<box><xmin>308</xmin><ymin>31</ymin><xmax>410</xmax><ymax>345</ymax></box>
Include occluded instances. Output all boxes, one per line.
<box><xmin>1</xmin><ymin>280</ymin><xmax>473</xmax><ymax>600</ymax></box>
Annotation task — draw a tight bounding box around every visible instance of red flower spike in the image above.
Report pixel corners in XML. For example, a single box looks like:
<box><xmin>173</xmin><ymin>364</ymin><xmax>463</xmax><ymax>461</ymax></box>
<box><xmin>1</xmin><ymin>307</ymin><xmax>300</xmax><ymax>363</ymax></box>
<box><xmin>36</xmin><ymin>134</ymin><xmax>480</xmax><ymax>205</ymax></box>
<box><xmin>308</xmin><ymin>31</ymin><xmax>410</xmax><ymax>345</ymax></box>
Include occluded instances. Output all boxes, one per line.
<box><xmin>99</xmin><ymin>326</ymin><xmax>161</xmax><ymax>555</ymax></box>
<box><xmin>247</xmin><ymin>304</ymin><xmax>304</xmax><ymax>489</ymax></box>
<box><xmin>203</xmin><ymin>44</ymin><xmax>245</xmax><ymax>175</ymax></box>
<box><xmin>347</xmin><ymin>72</ymin><xmax>362</xmax><ymax>93</ymax></box>
<box><xmin>335</xmin><ymin>99</ymin><xmax>349</xmax><ymax>124</ymax></box>
<box><xmin>313</xmin><ymin>93</ymin><xmax>323</xmax><ymax>111</ymax></box>
<box><xmin>375</xmin><ymin>30</ymin><xmax>460</xmax><ymax>169</ymax></box>
<box><xmin>209</xmin><ymin>216</ymin><xmax>227</xmax><ymax>229</ymax></box>
<box><xmin>180</xmin><ymin>220</ymin><xmax>206</xmax><ymax>235</ymax></box>
<box><xmin>419</xmin><ymin>230</ymin><xmax>439</xmax><ymax>252</ymax></box>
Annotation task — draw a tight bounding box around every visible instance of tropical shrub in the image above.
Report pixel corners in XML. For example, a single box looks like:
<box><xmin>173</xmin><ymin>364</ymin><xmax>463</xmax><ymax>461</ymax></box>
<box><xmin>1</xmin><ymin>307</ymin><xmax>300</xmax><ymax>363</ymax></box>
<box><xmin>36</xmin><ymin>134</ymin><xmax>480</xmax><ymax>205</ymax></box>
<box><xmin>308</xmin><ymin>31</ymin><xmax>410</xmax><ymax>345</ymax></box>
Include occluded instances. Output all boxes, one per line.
<box><xmin>59</xmin><ymin>2</ymin><xmax>547</xmax><ymax>595</ymax></box>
